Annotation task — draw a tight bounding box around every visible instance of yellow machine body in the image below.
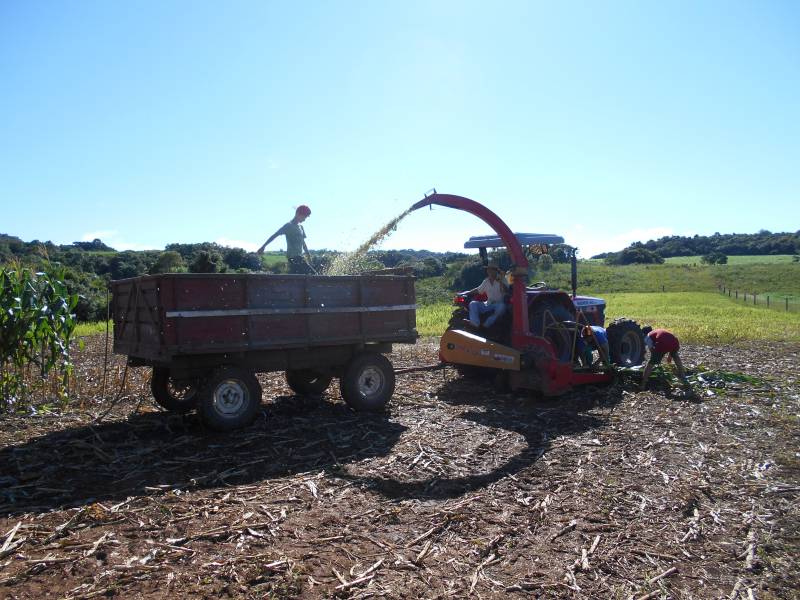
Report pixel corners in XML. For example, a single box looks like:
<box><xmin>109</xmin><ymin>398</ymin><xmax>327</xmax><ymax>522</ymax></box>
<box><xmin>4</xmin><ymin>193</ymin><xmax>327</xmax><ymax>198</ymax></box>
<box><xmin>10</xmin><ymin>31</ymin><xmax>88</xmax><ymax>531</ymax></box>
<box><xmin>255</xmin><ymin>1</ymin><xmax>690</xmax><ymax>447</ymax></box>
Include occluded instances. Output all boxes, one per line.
<box><xmin>440</xmin><ymin>329</ymin><xmax>520</xmax><ymax>371</ymax></box>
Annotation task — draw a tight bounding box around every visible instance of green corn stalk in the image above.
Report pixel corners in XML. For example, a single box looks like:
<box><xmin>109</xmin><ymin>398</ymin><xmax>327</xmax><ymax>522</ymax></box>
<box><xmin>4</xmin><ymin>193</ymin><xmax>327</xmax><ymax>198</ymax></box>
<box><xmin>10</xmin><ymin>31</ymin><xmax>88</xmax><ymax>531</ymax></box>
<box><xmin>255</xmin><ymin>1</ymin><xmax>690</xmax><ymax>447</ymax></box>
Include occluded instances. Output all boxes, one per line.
<box><xmin>0</xmin><ymin>263</ymin><xmax>78</xmax><ymax>412</ymax></box>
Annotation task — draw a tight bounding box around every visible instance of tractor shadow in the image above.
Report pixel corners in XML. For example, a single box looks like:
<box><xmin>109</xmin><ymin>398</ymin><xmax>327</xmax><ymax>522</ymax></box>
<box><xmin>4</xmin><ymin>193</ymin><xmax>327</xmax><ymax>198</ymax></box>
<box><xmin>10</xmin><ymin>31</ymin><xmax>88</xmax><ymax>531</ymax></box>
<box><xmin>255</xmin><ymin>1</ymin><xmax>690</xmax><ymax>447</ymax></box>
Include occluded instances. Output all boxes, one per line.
<box><xmin>341</xmin><ymin>368</ymin><xmax>627</xmax><ymax>501</ymax></box>
<box><xmin>0</xmin><ymin>393</ymin><xmax>406</xmax><ymax>516</ymax></box>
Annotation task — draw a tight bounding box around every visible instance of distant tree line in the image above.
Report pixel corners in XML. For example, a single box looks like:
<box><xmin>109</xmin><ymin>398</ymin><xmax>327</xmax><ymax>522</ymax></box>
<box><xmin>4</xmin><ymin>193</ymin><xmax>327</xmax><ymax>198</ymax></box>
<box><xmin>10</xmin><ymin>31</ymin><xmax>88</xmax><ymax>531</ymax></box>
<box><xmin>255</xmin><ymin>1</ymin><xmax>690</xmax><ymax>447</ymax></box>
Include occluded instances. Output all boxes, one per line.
<box><xmin>595</xmin><ymin>230</ymin><xmax>800</xmax><ymax>265</ymax></box>
<box><xmin>9</xmin><ymin>226</ymin><xmax>792</xmax><ymax>323</ymax></box>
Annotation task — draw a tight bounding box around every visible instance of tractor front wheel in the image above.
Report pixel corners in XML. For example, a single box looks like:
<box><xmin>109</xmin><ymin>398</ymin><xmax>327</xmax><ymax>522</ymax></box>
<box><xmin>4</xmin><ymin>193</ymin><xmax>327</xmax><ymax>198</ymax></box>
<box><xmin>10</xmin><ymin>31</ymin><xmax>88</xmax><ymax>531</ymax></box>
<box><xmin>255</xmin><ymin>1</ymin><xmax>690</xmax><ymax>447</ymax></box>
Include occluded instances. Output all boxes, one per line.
<box><xmin>606</xmin><ymin>318</ymin><xmax>645</xmax><ymax>367</ymax></box>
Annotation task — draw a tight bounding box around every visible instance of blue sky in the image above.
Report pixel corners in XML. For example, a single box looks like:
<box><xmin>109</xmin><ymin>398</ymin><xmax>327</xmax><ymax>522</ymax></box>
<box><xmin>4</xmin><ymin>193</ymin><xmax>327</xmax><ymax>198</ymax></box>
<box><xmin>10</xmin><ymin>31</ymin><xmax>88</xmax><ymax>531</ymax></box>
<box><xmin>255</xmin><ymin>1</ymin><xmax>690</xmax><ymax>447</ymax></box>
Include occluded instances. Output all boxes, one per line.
<box><xmin>2</xmin><ymin>0</ymin><xmax>798</xmax><ymax>258</ymax></box>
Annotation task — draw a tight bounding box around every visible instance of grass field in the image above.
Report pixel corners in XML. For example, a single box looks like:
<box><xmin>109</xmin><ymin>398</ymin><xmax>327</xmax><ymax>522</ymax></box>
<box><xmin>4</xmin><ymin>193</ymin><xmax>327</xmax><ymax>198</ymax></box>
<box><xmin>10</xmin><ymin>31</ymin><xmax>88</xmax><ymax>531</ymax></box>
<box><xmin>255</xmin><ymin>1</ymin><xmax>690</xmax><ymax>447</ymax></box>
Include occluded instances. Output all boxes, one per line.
<box><xmin>603</xmin><ymin>292</ymin><xmax>800</xmax><ymax>343</ymax></box>
<box><xmin>664</xmin><ymin>254</ymin><xmax>797</xmax><ymax>265</ymax></box>
<box><xmin>550</xmin><ymin>261</ymin><xmax>800</xmax><ymax>296</ymax></box>
<box><xmin>260</xmin><ymin>252</ymin><xmax>286</xmax><ymax>267</ymax></box>
<box><xmin>75</xmin><ymin>320</ymin><xmax>111</xmax><ymax>337</ymax></box>
<box><xmin>417</xmin><ymin>292</ymin><xmax>800</xmax><ymax>343</ymax></box>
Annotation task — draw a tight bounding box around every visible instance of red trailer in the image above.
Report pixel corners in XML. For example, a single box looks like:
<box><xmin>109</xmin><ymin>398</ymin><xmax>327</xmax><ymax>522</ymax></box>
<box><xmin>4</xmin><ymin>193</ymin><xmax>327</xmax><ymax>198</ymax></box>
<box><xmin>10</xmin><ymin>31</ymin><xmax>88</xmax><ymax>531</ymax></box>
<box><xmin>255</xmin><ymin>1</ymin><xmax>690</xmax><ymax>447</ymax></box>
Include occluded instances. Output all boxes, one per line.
<box><xmin>112</xmin><ymin>273</ymin><xmax>417</xmax><ymax>430</ymax></box>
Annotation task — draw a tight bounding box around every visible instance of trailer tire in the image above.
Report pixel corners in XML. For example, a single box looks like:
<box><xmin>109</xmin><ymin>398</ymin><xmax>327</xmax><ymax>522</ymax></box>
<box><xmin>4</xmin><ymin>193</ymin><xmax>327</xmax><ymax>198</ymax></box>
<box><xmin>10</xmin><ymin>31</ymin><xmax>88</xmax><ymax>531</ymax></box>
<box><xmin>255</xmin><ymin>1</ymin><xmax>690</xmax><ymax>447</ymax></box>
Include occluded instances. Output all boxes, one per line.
<box><xmin>285</xmin><ymin>370</ymin><xmax>333</xmax><ymax>396</ymax></box>
<box><xmin>529</xmin><ymin>301</ymin><xmax>574</xmax><ymax>362</ymax></box>
<box><xmin>199</xmin><ymin>367</ymin><xmax>262</xmax><ymax>431</ymax></box>
<box><xmin>341</xmin><ymin>353</ymin><xmax>395</xmax><ymax>412</ymax></box>
<box><xmin>606</xmin><ymin>318</ymin><xmax>645</xmax><ymax>367</ymax></box>
<box><xmin>151</xmin><ymin>367</ymin><xmax>200</xmax><ymax>413</ymax></box>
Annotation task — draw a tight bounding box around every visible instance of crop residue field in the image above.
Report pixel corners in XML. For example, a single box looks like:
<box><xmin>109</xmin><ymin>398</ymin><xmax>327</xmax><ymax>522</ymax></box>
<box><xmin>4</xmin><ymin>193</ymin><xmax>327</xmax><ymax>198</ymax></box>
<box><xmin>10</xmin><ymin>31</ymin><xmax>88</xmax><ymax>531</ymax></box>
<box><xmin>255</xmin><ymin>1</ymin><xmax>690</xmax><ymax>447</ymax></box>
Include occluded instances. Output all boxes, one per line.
<box><xmin>1</xmin><ymin>338</ymin><xmax>799</xmax><ymax>599</ymax></box>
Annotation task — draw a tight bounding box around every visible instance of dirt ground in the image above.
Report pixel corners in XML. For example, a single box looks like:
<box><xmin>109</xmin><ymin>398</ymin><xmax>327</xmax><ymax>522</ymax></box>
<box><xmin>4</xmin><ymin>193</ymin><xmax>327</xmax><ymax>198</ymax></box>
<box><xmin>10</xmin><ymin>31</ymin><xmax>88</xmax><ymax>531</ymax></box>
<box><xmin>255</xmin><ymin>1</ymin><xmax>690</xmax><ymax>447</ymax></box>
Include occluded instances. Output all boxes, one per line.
<box><xmin>1</xmin><ymin>338</ymin><xmax>799</xmax><ymax>599</ymax></box>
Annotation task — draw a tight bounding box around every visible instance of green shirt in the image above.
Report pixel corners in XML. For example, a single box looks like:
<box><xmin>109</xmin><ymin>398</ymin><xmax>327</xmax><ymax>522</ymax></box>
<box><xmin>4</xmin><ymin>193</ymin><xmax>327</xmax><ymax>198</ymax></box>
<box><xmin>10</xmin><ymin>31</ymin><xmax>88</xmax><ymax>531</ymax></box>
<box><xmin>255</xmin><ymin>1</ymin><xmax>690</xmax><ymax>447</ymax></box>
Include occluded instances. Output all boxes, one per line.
<box><xmin>279</xmin><ymin>221</ymin><xmax>306</xmax><ymax>258</ymax></box>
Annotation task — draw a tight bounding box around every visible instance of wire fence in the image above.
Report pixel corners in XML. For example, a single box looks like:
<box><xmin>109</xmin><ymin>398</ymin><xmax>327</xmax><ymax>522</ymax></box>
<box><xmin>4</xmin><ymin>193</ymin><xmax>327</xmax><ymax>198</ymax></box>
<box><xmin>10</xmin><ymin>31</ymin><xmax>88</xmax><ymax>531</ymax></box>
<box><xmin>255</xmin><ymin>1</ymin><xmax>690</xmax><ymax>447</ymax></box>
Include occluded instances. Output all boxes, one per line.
<box><xmin>718</xmin><ymin>285</ymin><xmax>799</xmax><ymax>313</ymax></box>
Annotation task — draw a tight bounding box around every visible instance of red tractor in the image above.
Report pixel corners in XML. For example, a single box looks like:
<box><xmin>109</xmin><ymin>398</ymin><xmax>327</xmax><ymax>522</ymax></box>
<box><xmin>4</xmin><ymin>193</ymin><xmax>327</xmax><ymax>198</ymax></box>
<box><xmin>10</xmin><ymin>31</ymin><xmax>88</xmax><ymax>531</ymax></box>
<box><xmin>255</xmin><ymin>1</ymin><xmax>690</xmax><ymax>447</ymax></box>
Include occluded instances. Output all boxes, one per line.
<box><xmin>410</xmin><ymin>192</ymin><xmax>646</xmax><ymax>395</ymax></box>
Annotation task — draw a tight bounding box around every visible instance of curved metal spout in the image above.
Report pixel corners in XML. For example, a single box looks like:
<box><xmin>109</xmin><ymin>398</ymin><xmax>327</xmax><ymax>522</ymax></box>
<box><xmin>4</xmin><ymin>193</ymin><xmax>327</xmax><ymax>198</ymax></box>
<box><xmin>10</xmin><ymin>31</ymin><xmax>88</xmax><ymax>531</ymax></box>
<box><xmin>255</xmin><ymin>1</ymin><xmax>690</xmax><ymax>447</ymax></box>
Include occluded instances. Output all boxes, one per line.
<box><xmin>411</xmin><ymin>193</ymin><xmax>529</xmax><ymax>271</ymax></box>
<box><xmin>411</xmin><ymin>193</ymin><xmax>531</xmax><ymax>345</ymax></box>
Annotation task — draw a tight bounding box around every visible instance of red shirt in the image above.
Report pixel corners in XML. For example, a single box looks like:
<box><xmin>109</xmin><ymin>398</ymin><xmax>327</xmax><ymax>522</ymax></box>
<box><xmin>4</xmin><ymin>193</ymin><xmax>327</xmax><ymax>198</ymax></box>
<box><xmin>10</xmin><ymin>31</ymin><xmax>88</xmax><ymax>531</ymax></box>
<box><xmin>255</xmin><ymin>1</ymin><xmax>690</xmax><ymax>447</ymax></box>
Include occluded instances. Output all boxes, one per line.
<box><xmin>649</xmin><ymin>329</ymin><xmax>679</xmax><ymax>353</ymax></box>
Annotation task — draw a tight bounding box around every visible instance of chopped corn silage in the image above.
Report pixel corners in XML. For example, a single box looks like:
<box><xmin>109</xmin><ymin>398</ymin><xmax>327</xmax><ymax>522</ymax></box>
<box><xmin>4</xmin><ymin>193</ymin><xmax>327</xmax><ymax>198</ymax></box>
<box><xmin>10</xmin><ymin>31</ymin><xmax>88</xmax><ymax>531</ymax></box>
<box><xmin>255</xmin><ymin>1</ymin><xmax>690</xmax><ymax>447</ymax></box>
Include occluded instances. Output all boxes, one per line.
<box><xmin>324</xmin><ymin>208</ymin><xmax>412</xmax><ymax>275</ymax></box>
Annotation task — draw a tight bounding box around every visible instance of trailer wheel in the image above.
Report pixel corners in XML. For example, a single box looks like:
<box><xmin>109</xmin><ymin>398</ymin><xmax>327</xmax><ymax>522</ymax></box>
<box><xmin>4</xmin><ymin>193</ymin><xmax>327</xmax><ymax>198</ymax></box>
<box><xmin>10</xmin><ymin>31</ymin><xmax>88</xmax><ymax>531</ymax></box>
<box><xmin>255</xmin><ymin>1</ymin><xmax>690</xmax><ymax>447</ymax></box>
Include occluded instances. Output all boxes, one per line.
<box><xmin>285</xmin><ymin>370</ymin><xmax>333</xmax><ymax>396</ymax></box>
<box><xmin>530</xmin><ymin>301</ymin><xmax>574</xmax><ymax>362</ymax></box>
<box><xmin>606</xmin><ymin>318</ymin><xmax>645</xmax><ymax>367</ymax></box>
<box><xmin>151</xmin><ymin>367</ymin><xmax>200</xmax><ymax>413</ymax></box>
<box><xmin>198</xmin><ymin>367</ymin><xmax>262</xmax><ymax>431</ymax></box>
<box><xmin>341</xmin><ymin>353</ymin><xmax>395</xmax><ymax>412</ymax></box>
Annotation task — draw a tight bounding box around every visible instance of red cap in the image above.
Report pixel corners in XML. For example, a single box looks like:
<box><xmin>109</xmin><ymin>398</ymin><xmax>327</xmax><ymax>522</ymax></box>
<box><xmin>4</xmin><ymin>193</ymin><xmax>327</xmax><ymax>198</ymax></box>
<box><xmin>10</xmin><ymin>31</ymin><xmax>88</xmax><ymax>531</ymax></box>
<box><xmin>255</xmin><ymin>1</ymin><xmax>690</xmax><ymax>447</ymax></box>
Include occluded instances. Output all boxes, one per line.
<box><xmin>296</xmin><ymin>205</ymin><xmax>311</xmax><ymax>216</ymax></box>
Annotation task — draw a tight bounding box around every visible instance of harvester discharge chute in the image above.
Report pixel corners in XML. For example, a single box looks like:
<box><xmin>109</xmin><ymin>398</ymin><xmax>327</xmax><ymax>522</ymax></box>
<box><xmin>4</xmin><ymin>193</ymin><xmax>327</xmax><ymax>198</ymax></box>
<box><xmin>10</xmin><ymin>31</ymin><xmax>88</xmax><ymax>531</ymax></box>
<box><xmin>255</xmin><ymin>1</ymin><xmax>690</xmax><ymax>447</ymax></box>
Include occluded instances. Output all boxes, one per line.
<box><xmin>411</xmin><ymin>192</ymin><xmax>644</xmax><ymax>395</ymax></box>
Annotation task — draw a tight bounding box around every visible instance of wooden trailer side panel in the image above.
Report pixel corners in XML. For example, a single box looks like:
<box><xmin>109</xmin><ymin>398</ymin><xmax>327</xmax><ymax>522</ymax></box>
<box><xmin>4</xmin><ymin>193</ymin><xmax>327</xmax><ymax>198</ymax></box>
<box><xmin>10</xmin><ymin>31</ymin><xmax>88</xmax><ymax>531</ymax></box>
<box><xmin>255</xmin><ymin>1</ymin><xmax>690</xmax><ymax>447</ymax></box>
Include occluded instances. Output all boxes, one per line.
<box><xmin>113</xmin><ymin>274</ymin><xmax>416</xmax><ymax>360</ymax></box>
<box><xmin>163</xmin><ymin>276</ymin><xmax>249</xmax><ymax>352</ymax></box>
<box><xmin>112</xmin><ymin>277</ymin><xmax>165</xmax><ymax>359</ymax></box>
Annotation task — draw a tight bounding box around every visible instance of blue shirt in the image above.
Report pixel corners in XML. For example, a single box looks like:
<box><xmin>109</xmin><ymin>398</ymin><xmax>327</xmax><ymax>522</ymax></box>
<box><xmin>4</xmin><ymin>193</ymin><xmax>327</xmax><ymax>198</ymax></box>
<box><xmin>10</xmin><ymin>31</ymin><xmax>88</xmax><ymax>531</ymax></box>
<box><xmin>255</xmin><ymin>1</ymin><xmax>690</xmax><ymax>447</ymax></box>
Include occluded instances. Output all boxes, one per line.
<box><xmin>588</xmin><ymin>326</ymin><xmax>608</xmax><ymax>346</ymax></box>
<box><xmin>578</xmin><ymin>326</ymin><xmax>608</xmax><ymax>351</ymax></box>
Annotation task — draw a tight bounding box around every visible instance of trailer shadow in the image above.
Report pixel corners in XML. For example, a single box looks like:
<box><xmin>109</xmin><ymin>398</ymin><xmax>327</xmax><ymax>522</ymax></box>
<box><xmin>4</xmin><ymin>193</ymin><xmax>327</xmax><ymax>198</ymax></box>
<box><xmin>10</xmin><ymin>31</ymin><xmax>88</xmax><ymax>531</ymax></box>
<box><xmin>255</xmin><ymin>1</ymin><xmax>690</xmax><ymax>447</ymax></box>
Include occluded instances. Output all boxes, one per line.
<box><xmin>0</xmin><ymin>394</ymin><xmax>406</xmax><ymax>516</ymax></box>
<box><xmin>342</xmin><ymin>372</ymin><xmax>627</xmax><ymax>501</ymax></box>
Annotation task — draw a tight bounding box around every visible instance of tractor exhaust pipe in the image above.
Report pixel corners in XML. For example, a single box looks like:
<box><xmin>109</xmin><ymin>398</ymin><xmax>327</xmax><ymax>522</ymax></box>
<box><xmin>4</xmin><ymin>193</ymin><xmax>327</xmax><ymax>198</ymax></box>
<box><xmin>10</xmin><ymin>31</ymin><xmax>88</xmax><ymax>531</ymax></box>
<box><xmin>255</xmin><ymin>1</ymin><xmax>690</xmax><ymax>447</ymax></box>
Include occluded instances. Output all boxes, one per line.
<box><xmin>571</xmin><ymin>248</ymin><xmax>578</xmax><ymax>299</ymax></box>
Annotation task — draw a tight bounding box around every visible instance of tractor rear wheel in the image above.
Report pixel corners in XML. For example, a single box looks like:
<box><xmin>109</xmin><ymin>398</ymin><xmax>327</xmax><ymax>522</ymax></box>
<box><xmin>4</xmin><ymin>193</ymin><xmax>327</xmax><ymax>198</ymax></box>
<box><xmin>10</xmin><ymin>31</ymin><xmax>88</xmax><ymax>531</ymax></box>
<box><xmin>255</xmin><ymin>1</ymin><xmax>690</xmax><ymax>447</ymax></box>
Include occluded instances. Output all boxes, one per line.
<box><xmin>529</xmin><ymin>301</ymin><xmax>574</xmax><ymax>362</ymax></box>
<box><xmin>606</xmin><ymin>318</ymin><xmax>645</xmax><ymax>367</ymax></box>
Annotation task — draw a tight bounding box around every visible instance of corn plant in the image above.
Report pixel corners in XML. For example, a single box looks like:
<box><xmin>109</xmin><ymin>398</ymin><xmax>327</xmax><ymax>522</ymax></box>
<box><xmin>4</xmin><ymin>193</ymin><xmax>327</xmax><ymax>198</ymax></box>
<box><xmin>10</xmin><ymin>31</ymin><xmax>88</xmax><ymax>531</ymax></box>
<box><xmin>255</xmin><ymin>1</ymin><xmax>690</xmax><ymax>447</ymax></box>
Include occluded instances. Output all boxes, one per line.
<box><xmin>0</xmin><ymin>263</ymin><xmax>79</xmax><ymax>412</ymax></box>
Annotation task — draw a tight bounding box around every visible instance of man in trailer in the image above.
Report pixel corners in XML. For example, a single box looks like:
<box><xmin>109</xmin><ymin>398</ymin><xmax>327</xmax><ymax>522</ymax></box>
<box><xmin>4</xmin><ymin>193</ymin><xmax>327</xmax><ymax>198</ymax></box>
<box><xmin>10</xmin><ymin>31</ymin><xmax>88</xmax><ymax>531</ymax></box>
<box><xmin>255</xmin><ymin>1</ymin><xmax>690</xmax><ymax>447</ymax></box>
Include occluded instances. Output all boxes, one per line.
<box><xmin>257</xmin><ymin>205</ymin><xmax>315</xmax><ymax>274</ymax></box>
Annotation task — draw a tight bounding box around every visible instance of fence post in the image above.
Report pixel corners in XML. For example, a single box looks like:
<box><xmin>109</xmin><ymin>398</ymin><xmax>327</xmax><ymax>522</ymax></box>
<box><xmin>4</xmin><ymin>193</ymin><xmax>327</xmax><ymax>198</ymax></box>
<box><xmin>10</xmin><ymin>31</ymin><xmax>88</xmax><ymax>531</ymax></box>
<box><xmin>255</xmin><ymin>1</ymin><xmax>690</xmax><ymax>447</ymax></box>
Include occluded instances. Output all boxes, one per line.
<box><xmin>754</xmin><ymin>293</ymin><xmax>756</xmax><ymax>305</ymax></box>
<box><xmin>735</xmin><ymin>290</ymin><xmax>738</xmax><ymax>299</ymax></box>
<box><xmin>728</xmin><ymin>289</ymin><xmax>731</xmax><ymax>297</ymax></box>
<box><xmin>787</xmin><ymin>297</ymin><xmax>790</xmax><ymax>312</ymax></box>
<box><xmin>767</xmin><ymin>296</ymin><xmax>770</xmax><ymax>308</ymax></box>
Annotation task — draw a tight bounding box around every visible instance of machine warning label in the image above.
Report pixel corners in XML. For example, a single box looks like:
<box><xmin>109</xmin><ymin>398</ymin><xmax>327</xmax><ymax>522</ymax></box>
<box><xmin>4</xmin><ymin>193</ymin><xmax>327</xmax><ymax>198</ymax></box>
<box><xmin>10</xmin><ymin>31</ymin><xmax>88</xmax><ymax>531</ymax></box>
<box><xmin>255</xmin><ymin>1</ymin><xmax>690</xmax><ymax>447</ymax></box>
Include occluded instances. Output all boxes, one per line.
<box><xmin>492</xmin><ymin>354</ymin><xmax>514</xmax><ymax>364</ymax></box>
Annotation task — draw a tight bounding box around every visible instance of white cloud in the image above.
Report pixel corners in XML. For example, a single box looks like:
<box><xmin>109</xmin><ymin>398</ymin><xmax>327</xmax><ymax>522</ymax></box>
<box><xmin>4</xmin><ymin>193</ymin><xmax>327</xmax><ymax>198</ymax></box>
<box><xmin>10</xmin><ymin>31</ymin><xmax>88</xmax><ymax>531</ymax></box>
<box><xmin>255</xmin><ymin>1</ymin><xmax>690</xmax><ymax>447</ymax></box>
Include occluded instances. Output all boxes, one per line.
<box><xmin>215</xmin><ymin>237</ymin><xmax>259</xmax><ymax>252</ymax></box>
<box><xmin>565</xmin><ymin>226</ymin><xmax>675</xmax><ymax>259</ymax></box>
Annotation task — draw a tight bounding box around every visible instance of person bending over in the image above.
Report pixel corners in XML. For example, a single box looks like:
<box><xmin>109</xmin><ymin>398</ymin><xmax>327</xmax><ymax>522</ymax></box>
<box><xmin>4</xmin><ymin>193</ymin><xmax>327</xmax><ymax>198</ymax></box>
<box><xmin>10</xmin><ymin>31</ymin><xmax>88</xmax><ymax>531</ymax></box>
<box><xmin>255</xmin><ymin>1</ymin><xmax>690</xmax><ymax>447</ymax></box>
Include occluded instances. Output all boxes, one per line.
<box><xmin>640</xmin><ymin>326</ymin><xmax>687</xmax><ymax>390</ymax></box>
<box><xmin>579</xmin><ymin>325</ymin><xmax>611</xmax><ymax>367</ymax></box>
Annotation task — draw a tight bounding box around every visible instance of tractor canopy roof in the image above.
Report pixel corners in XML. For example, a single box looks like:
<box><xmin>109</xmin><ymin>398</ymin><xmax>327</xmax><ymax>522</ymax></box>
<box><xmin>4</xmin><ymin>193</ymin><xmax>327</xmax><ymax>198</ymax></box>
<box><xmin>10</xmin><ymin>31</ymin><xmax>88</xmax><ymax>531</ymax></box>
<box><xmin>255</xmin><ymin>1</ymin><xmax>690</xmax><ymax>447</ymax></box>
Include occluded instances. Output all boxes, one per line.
<box><xmin>464</xmin><ymin>233</ymin><xmax>565</xmax><ymax>249</ymax></box>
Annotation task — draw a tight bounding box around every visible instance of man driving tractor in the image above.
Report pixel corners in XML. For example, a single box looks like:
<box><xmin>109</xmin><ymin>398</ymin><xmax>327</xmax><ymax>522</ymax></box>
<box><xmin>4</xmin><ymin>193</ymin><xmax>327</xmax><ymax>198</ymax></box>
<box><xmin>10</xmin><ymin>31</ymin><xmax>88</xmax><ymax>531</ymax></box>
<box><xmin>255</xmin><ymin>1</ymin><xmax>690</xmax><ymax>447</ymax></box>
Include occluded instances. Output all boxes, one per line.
<box><xmin>461</xmin><ymin>259</ymin><xmax>508</xmax><ymax>328</ymax></box>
